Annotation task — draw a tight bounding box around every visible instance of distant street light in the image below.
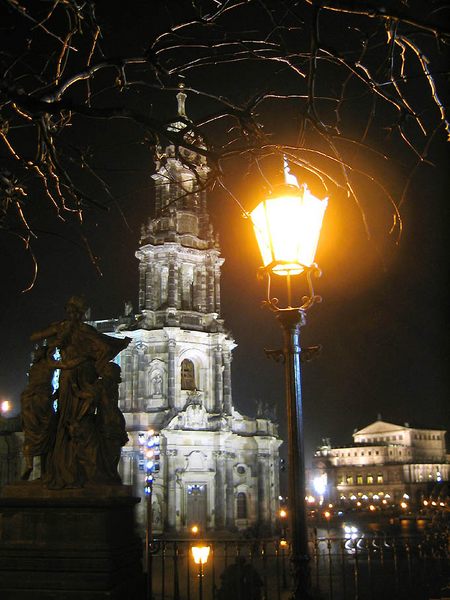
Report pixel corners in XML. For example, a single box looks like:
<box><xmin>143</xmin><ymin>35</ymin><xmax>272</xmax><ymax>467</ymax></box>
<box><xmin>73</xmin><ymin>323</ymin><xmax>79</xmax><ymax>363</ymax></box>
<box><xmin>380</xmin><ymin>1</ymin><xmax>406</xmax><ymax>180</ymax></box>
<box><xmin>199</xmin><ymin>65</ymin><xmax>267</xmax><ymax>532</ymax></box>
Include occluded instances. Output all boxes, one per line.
<box><xmin>251</xmin><ymin>165</ymin><xmax>328</xmax><ymax>600</ymax></box>
<box><xmin>191</xmin><ymin>545</ymin><xmax>211</xmax><ymax>600</ymax></box>
<box><xmin>1</xmin><ymin>399</ymin><xmax>11</xmax><ymax>415</ymax></box>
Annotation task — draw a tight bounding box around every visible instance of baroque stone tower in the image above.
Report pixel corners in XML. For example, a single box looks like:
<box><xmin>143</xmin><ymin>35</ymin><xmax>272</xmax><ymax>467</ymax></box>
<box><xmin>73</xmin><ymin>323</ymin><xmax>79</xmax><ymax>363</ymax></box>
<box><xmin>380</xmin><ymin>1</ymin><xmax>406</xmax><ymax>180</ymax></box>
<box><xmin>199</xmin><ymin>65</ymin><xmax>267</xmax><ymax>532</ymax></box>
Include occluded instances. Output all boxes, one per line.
<box><xmin>95</xmin><ymin>89</ymin><xmax>281</xmax><ymax>534</ymax></box>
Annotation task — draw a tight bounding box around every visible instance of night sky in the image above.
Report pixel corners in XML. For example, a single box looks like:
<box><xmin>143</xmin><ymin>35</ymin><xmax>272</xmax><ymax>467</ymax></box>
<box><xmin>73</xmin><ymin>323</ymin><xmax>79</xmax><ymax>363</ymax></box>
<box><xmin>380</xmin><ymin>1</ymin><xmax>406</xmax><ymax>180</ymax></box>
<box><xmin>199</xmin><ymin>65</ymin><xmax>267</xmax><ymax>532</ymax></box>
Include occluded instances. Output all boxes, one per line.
<box><xmin>1</xmin><ymin>2</ymin><xmax>449</xmax><ymax>466</ymax></box>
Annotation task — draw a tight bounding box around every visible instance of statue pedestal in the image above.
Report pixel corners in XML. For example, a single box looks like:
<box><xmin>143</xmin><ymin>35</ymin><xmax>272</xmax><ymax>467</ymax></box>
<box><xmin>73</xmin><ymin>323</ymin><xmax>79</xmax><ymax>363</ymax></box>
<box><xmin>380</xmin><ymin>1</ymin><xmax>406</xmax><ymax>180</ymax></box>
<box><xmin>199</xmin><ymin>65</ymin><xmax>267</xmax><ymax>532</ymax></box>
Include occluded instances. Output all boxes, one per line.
<box><xmin>0</xmin><ymin>482</ymin><xmax>143</xmax><ymax>600</ymax></box>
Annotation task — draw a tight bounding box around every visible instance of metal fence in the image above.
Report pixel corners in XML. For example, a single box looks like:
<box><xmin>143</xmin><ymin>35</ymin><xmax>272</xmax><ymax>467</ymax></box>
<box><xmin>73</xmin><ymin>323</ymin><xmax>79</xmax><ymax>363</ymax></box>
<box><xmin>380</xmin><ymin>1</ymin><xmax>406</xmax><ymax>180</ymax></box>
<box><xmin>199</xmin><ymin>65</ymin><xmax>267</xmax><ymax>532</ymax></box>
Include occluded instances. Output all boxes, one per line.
<box><xmin>146</xmin><ymin>532</ymin><xmax>449</xmax><ymax>600</ymax></box>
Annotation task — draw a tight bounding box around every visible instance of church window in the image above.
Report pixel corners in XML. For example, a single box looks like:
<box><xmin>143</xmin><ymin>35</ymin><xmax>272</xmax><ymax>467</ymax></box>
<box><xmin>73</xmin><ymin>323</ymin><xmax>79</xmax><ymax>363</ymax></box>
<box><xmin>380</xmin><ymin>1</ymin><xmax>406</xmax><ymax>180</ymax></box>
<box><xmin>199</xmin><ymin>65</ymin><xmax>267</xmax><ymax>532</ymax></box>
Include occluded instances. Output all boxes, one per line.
<box><xmin>236</xmin><ymin>492</ymin><xmax>247</xmax><ymax>519</ymax></box>
<box><xmin>337</xmin><ymin>475</ymin><xmax>344</xmax><ymax>485</ymax></box>
<box><xmin>181</xmin><ymin>359</ymin><xmax>196</xmax><ymax>390</ymax></box>
<box><xmin>357</xmin><ymin>475</ymin><xmax>363</xmax><ymax>485</ymax></box>
<box><xmin>377</xmin><ymin>474</ymin><xmax>383</xmax><ymax>484</ymax></box>
<box><xmin>346</xmin><ymin>475</ymin><xmax>353</xmax><ymax>485</ymax></box>
<box><xmin>367</xmin><ymin>475</ymin><xmax>374</xmax><ymax>484</ymax></box>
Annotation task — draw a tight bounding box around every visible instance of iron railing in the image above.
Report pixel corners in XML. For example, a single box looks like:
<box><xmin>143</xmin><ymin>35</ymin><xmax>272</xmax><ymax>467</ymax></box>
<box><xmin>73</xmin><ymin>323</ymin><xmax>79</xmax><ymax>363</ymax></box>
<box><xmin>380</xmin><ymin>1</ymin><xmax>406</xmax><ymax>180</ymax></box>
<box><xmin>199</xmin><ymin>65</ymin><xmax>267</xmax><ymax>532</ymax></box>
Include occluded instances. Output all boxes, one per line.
<box><xmin>145</xmin><ymin>531</ymin><xmax>449</xmax><ymax>600</ymax></box>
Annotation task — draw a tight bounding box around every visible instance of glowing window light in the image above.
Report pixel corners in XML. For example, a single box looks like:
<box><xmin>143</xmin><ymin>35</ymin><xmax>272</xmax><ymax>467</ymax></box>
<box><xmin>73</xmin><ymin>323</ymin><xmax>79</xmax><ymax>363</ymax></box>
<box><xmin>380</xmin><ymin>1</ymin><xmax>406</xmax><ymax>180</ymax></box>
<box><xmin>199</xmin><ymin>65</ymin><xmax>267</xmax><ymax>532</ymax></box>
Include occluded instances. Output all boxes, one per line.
<box><xmin>192</xmin><ymin>545</ymin><xmax>210</xmax><ymax>565</ymax></box>
<box><xmin>400</xmin><ymin>501</ymin><xmax>408</xmax><ymax>509</ymax></box>
<box><xmin>251</xmin><ymin>183</ymin><xmax>328</xmax><ymax>276</ymax></box>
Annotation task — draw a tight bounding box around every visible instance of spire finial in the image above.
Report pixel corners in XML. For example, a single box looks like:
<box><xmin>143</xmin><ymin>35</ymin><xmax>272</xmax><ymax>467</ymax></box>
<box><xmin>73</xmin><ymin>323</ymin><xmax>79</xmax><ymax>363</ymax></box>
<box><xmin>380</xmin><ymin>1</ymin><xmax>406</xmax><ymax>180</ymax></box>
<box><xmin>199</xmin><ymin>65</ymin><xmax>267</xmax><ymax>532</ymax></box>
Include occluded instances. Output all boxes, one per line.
<box><xmin>177</xmin><ymin>83</ymin><xmax>187</xmax><ymax>118</ymax></box>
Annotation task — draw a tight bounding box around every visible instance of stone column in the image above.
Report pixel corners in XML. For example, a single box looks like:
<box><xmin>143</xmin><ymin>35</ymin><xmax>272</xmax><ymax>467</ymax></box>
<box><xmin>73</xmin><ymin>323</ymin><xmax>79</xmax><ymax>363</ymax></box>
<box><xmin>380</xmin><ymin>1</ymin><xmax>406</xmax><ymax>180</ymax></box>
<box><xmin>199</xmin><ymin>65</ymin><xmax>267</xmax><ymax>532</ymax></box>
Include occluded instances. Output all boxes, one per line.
<box><xmin>168</xmin><ymin>261</ymin><xmax>176</xmax><ymax>307</ymax></box>
<box><xmin>223</xmin><ymin>350</ymin><xmax>232</xmax><ymax>415</ymax></box>
<box><xmin>214</xmin><ymin>346</ymin><xmax>223</xmax><ymax>413</ymax></box>
<box><xmin>165</xmin><ymin>449</ymin><xmax>178</xmax><ymax>531</ymax></box>
<box><xmin>225</xmin><ymin>453</ymin><xmax>235</xmax><ymax>528</ymax></box>
<box><xmin>257</xmin><ymin>452</ymin><xmax>270</xmax><ymax>526</ymax></box>
<box><xmin>132</xmin><ymin>351</ymin><xmax>139</xmax><ymax>410</ymax></box>
<box><xmin>167</xmin><ymin>339</ymin><xmax>176</xmax><ymax>409</ymax></box>
<box><xmin>214</xmin><ymin>265</ymin><xmax>221</xmax><ymax>314</ymax></box>
<box><xmin>214</xmin><ymin>451</ymin><xmax>226</xmax><ymax>528</ymax></box>
<box><xmin>138</xmin><ymin>262</ymin><xmax>146</xmax><ymax>311</ymax></box>
<box><xmin>206</xmin><ymin>266</ymin><xmax>214</xmax><ymax>312</ymax></box>
<box><xmin>123</xmin><ymin>350</ymin><xmax>133</xmax><ymax>412</ymax></box>
<box><xmin>200</xmin><ymin>266</ymin><xmax>207</xmax><ymax>312</ymax></box>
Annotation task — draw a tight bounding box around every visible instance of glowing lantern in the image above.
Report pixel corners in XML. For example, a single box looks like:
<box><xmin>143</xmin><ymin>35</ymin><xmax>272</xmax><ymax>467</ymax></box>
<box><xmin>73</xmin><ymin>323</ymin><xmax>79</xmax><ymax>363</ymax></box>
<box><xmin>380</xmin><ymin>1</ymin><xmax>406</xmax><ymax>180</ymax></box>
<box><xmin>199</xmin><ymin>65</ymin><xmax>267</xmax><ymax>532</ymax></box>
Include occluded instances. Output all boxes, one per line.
<box><xmin>192</xmin><ymin>545</ymin><xmax>210</xmax><ymax>565</ymax></box>
<box><xmin>251</xmin><ymin>182</ymin><xmax>328</xmax><ymax>277</ymax></box>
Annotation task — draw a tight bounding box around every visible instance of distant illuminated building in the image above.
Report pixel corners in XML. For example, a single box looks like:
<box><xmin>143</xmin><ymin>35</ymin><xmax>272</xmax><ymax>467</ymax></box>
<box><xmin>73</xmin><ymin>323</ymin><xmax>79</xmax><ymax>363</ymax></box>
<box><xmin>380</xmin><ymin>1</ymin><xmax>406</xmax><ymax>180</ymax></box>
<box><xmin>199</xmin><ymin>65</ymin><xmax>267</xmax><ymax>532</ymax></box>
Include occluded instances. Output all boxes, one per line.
<box><xmin>310</xmin><ymin>419</ymin><xmax>449</xmax><ymax>506</ymax></box>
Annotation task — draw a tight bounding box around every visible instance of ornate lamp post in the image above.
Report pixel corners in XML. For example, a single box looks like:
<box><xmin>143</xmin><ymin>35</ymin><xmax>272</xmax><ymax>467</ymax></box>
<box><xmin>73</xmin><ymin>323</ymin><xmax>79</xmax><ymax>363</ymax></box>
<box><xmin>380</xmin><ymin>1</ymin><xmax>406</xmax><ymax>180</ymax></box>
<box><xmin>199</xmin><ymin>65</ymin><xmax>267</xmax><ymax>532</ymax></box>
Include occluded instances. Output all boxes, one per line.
<box><xmin>191</xmin><ymin>545</ymin><xmax>211</xmax><ymax>600</ymax></box>
<box><xmin>250</xmin><ymin>172</ymin><xmax>328</xmax><ymax>600</ymax></box>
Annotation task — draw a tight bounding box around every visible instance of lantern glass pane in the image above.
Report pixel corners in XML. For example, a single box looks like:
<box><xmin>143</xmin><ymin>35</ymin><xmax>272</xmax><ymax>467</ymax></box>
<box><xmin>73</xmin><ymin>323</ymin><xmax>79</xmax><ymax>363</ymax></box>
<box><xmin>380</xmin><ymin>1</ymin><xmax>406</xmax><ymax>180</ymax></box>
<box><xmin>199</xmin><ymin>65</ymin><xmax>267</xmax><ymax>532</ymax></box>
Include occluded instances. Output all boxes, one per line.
<box><xmin>251</xmin><ymin>187</ymin><xmax>327</xmax><ymax>276</ymax></box>
<box><xmin>192</xmin><ymin>545</ymin><xmax>211</xmax><ymax>564</ymax></box>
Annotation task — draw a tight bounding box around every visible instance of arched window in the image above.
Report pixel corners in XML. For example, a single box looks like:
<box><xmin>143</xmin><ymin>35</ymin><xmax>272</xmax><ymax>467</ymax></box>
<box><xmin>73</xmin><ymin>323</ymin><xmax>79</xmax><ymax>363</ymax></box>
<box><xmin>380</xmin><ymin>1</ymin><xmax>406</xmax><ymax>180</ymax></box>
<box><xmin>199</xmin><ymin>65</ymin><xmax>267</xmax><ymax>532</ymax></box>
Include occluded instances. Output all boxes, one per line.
<box><xmin>236</xmin><ymin>492</ymin><xmax>247</xmax><ymax>519</ymax></box>
<box><xmin>181</xmin><ymin>359</ymin><xmax>196</xmax><ymax>390</ymax></box>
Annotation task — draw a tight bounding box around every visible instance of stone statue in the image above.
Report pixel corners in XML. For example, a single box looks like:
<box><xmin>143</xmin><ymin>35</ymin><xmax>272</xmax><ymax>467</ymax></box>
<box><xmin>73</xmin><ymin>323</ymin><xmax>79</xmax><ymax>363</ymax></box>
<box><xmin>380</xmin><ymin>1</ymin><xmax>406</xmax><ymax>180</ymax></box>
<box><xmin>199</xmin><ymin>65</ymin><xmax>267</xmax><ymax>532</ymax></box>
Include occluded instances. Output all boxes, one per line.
<box><xmin>26</xmin><ymin>296</ymin><xmax>131</xmax><ymax>489</ymax></box>
<box><xmin>151</xmin><ymin>372</ymin><xmax>162</xmax><ymax>396</ymax></box>
<box><xmin>20</xmin><ymin>346</ymin><xmax>86</xmax><ymax>481</ymax></box>
<box><xmin>96</xmin><ymin>362</ymin><xmax>129</xmax><ymax>483</ymax></box>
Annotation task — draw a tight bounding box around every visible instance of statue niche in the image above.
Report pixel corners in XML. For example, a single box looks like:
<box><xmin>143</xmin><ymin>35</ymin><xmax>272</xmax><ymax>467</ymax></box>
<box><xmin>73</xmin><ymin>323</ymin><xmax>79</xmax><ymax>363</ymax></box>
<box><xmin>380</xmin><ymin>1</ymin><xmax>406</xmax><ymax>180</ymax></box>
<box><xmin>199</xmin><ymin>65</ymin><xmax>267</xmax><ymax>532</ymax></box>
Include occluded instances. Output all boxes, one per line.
<box><xmin>21</xmin><ymin>296</ymin><xmax>130</xmax><ymax>490</ymax></box>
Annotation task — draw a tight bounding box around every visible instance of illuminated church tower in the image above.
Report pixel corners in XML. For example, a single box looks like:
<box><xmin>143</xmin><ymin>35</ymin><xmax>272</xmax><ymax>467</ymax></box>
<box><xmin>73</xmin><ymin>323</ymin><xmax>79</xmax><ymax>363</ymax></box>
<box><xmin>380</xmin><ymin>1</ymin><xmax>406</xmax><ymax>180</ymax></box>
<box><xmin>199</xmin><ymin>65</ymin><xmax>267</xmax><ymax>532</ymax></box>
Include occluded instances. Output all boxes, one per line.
<box><xmin>96</xmin><ymin>89</ymin><xmax>281</xmax><ymax>533</ymax></box>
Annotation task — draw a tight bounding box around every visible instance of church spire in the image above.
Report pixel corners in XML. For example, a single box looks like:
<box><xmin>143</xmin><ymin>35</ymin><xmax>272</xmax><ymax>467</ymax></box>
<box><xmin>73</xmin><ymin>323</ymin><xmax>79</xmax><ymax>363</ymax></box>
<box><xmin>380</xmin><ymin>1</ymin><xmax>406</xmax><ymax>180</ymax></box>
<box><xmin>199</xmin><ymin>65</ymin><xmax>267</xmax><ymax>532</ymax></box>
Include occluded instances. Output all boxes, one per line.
<box><xmin>140</xmin><ymin>87</ymin><xmax>216</xmax><ymax>251</ymax></box>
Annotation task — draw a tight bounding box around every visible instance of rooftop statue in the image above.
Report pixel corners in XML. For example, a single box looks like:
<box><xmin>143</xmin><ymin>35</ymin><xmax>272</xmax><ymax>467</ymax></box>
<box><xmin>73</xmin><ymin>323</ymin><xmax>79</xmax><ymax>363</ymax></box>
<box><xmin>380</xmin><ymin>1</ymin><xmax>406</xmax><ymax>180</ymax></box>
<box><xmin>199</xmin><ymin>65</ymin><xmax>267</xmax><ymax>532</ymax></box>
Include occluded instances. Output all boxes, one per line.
<box><xmin>23</xmin><ymin>296</ymin><xmax>130</xmax><ymax>489</ymax></box>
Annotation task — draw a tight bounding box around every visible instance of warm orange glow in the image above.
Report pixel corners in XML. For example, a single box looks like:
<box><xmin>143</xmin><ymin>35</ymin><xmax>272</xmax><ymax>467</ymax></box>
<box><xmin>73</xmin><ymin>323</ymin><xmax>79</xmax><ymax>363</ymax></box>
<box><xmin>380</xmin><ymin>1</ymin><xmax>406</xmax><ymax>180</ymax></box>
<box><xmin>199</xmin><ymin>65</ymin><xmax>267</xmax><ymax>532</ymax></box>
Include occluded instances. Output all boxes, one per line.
<box><xmin>369</xmin><ymin>505</ymin><xmax>376</xmax><ymax>511</ymax></box>
<box><xmin>423</xmin><ymin>500</ymin><xmax>429</xmax><ymax>506</ymax></box>
<box><xmin>251</xmin><ymin>185</ymin><xmax>328</xmax><ymax>276</ymax></box>
<box><xmin>192</xmin><ymin>545</ymin><xmax>210</xmax><ymax>565</ymax></box>
<box><xmin>324</xmin><ymin>511</ymin><xmax>331</xmax><ymax>519</ymax></box>
<box><xmin>279</xmin><ymin>509</ymin><xmax>287</xmax><ymax>519</ymax></box>
<box><xmin>280</xmin><ymin>539</ymin><xmax>288</xmax><ymax>548</ymax></box>
<box><xmin>191</xmin><ymin>525</ymin><xmax>199</xmax><ymax>535</ymax></box>
<box><xmin>400</xmin><ymin>502</ymin><xmax>408</xmax><ymax>509</ymax></box>
<box><xmin>1</xmin><ymin>400</ymin><xmax>11</xmax><ymax>413</ymax></box>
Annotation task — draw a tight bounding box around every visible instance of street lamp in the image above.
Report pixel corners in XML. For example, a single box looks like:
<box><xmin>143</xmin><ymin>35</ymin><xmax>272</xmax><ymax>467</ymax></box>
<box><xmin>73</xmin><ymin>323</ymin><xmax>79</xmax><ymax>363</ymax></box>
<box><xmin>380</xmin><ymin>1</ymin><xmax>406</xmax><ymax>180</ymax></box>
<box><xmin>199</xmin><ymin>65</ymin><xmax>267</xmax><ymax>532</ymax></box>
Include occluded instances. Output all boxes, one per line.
<box><xmin>1</xmin><ymin>399</ymin><xmax>11</xmax><ymax>415</ymax></box>
<box><xmin>191</xmin><ymin>545</ymin><xmax>210</xmax><ymax>600</ymax></box>
<box><xmin>250</xmin><ymin>170</ymin><xmax>328</xmax><ymax>600</ymax></box>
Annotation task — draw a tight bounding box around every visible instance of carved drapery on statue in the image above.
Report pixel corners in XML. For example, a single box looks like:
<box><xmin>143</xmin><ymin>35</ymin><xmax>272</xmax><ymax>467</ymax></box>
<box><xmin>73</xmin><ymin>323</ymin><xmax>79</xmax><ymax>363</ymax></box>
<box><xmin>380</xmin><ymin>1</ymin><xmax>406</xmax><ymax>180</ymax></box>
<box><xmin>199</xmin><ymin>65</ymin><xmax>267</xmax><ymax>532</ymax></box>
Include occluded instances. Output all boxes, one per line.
<box><xmin>22</xmin><ymin>297</ymin><xmax>130</xmax><ymax>489</ymax></box>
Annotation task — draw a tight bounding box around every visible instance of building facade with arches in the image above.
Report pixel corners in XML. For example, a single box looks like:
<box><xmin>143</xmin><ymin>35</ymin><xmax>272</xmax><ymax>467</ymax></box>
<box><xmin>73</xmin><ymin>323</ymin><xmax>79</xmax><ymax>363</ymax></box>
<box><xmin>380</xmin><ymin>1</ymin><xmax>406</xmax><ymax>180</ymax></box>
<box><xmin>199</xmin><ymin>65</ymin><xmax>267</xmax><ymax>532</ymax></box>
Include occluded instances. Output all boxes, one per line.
<box><xmin>94</xmin><ymin>89</ymin><xmax>281</xmax><ymax>535</ymax></box>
